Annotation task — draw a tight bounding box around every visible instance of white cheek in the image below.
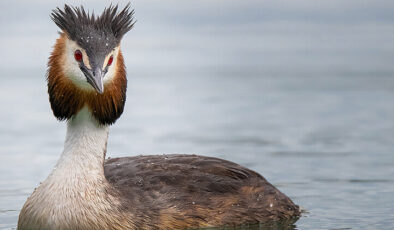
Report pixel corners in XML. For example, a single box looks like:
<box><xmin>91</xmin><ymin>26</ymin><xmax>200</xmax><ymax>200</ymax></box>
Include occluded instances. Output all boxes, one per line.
<box><xmin>63</xmin><ymin>39</ymin><xmax>94</xmax><ymax>91</ymax></box>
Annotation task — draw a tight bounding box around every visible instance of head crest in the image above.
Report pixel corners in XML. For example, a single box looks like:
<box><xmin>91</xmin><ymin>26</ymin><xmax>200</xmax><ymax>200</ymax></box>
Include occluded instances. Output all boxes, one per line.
<box><xmin>51</xmin><ymin>4</ymin><xmax>135</xmax><ymax>43</ymax></box>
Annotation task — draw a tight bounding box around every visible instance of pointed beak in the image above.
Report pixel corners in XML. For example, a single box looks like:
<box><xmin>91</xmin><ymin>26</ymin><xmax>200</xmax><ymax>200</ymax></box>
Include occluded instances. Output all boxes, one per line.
<box><xmin>84</xmin><ymin>68</ymin><xmax>105</xmax><ymax>94</ymax></box>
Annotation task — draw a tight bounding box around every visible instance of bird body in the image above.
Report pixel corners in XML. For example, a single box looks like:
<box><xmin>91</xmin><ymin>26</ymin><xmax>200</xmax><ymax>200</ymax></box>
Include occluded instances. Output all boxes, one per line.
<box><xmin>18</xmin><ymin>4</ymin><xmax>300</xmax><ymax>230</ymax></box>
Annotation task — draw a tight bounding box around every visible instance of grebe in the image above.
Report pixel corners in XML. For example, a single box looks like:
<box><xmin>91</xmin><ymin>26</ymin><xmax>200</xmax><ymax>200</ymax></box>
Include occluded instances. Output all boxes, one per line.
<box><xmin>18</xmin><ymin>4</ymin><xmax>300</xmax><ymax>230</ymax></box>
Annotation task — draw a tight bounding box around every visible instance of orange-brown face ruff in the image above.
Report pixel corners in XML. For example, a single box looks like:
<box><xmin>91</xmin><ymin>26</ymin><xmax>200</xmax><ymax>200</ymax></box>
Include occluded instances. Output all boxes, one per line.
<box><xmin>47</xmin><ymin>34</ymin><xmax>127</xmax><ymax>125</ymax></box>
<box><xmin>47</xmin><ymin>4</ymin><xmax>134</xmax><ymax>125</ymax></box>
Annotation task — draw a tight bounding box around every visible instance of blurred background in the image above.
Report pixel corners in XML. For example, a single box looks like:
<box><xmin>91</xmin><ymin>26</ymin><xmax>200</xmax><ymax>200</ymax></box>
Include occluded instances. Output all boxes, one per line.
<box><xmin>1</xmin><ymin>0</ymin><xmax>394</xmax><ymax>229</ymax></box>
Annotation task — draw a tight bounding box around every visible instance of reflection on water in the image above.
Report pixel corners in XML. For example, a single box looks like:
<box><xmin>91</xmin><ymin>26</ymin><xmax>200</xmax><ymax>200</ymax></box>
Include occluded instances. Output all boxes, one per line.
<box><xmin>1</xmin><ymin>0</ymin><xmax>394</xmax><ymax>229</ymax></box>
<box><xmin>192</xmin><ymin>218</ymin><xmax>298</xmax><ymax>230</ymax></box>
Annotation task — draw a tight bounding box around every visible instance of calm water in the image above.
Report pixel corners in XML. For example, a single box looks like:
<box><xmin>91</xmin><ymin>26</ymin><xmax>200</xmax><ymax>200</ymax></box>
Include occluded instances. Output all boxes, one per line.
<box><xmin>1</xmin><ymin>0</ymin><xmax>394</xmax><ymax>229</ymax></box>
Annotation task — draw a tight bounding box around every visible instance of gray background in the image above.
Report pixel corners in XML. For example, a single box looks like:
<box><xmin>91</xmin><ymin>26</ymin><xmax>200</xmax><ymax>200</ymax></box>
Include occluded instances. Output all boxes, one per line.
<box><xmin>1</xmin><ymin>0</ymin><xmax>394</xmax><ymax>229</ymax></box>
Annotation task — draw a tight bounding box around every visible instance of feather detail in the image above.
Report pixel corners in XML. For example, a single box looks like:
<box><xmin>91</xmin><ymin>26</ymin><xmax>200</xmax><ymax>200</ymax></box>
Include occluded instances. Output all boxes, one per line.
<box><xmin>47</xmin><ymin>34</ymin><xmax>127</xmax><ymax>125</ymax></box>
<box><xmin>51</xmin><ymin>4</ymin><xmax>135</xmax><ymax>41</ymax></box>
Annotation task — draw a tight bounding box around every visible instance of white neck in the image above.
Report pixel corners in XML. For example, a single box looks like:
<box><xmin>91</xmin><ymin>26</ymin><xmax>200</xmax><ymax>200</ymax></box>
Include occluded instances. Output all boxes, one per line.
<box><xmin>18</xmin><ymin>107</ymin><xmax>117</xmax><ymax>229</ymax></box>
<box><xmin>55</xmin><ymin>107</ymin><xmax>109</xmax><ymax>176</ymax></box>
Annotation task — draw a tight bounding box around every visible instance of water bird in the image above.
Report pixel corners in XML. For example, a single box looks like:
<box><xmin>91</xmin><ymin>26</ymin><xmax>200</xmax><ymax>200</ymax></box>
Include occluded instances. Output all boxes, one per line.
<box><xmin>18</xmin><ymin>4</ymin><xmax>300</xmax><ymax>230</ymax></box>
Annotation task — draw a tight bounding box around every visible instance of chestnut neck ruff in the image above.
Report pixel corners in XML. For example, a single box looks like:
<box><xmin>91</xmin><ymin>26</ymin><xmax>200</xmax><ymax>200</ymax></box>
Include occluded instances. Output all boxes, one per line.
<box><xmin>47</xmin><ymin>34</ymin><xmax>127</xmax><ymax>126</ymax></box>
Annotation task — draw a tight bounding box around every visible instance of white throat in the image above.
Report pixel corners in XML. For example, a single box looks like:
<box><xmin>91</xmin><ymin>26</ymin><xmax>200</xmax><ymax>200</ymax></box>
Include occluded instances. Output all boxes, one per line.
<box><xmin>18</xmin><ymin>107</ymin><xmax>116</xmax><ymax>229</ymax></box>
<box><xmin>57</xmin><ymin>106</ymin><xmax>109</xmax><ymax>174</ymax></box>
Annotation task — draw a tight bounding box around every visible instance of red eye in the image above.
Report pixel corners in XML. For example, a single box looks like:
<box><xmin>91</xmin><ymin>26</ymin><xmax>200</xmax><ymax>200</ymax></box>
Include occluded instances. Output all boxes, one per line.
<box><xmin>74</xmin><ymin>50</ymin><xmax>82</xmax><ymax>62</ymax></box>
<box><xmin>107</xmin><ymin>55</ymin><xmax>114</xmax><ymax>66</ymax></box>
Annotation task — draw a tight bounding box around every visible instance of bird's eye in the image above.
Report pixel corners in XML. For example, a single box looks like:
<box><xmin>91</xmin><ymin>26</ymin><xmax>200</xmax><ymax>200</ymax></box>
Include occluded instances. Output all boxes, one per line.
<box><xmin>107</xmin><ymin>55</ymin><xmax>114</xmax><ymax>66</ymax></box>
<box><xmin>74</xmin><ymin>50</ymin><xmax>83</xmax><ymax>62</ymax></box>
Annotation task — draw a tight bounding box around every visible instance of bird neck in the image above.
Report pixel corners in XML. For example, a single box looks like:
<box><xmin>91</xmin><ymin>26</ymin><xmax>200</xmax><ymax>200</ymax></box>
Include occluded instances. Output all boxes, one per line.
<box><xmin>55</xmin><ymin>106</ymin><xmax>109</xmax><ymax>177</ymax></box>
<box><xmin>17</xmin><ymin>107</ymin><xmax>133</xmax><ymax>229</ymax></box>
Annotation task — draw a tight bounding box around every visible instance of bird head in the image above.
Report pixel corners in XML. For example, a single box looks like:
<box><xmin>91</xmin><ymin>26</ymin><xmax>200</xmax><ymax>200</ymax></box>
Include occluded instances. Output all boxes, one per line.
<box><xmin>47</xmin><ymin>4</ymin><xmax>134</xmax><ymax>125</ymax></box>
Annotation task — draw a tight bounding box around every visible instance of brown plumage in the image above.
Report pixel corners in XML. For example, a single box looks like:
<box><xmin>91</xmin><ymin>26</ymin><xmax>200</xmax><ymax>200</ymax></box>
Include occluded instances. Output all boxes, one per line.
<box><xmin>18</xmin><ymin>4</ymin><xmax>301</xmax><ymax>230</ymax></box>
<box><xmin>47</xmin><ymin>34</ymin><xmax>127</xmax><ymax>125</ymax></box>
<box><xmin>104</xmin><ymin>154</ymin><xmax>300</xmax><ymax>229</ymax></box>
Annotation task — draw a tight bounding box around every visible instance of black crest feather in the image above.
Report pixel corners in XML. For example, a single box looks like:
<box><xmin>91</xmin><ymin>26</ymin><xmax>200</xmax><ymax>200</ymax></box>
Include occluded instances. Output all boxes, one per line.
<box><xmin>51</xmin><ymin>4</ymin><xmax>135</xmax><ymax>45</ymax></box>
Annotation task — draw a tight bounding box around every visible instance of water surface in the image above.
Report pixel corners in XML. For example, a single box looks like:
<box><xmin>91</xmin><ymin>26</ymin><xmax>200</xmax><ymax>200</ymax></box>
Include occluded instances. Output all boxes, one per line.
<box><xmin>1</xmin><ymin>0</ymin><xmax>394</xmax><ymax>229</ymax></box>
